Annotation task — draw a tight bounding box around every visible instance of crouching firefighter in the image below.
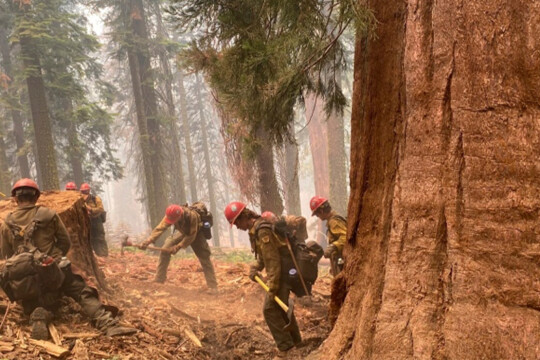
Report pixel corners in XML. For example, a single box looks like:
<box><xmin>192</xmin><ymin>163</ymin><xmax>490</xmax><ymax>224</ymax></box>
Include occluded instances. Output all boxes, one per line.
<box><xmin>310</xmin><ymin>196</ymin><xmax>347</xmax><ymax>276</ymax></box>
<box><xmin>0</xmin><ymin>179</ymin><xmax>137</xmax><ymax>340</ymax></box>
<box><xmin>225</xmin><ymin>202</ymin><xmax>301</xmax><ymax>358</ymax></box>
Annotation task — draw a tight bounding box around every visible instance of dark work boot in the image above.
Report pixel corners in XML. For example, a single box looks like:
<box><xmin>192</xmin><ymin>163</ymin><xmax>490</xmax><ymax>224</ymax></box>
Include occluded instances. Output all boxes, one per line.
<box><xmin>93</xmin><ymin>307</ymin><xmax>137</xmax><ymax>337</ymax></box>
<box><xmin>30</xmin><ymin>307</ymin><xmax>52</xmax><ymax>340</ymax></box>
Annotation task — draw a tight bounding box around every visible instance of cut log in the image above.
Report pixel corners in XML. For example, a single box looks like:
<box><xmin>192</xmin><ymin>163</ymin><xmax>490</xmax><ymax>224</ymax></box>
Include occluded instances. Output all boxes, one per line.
<box><xmin>0</xmin><ymin>191</ymin><xmax>107</xmax><ymax>291</ymax></box>
<box><xmin>28</xmin><ymin>339</ymin><xmax>70</xmax><ymax>358</ymax></box>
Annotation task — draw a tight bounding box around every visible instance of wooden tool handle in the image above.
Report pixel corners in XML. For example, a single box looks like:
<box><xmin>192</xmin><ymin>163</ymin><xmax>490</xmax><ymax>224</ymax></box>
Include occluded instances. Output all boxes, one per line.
<box><xmin>254</xmin><ymin>275</ymin><xmax>288</xmax><ymax>312</ymax></box>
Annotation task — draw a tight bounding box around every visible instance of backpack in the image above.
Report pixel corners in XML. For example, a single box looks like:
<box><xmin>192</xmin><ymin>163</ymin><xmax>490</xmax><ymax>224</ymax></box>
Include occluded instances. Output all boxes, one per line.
<box><xmin>0</xmin><ymin>208</ymin><xmax>65</xmax><ymax>301</ymax></box>
<box><xmin>87</xmin><ymin>194</ymin><xmax>107</xmax><ymax>223</ymax></box>
<box><xmin>270</xmin><ymin>219</ymin><xmax>324</xmax><ymax>297</ymax></box>
<box><xmin>189</xmin><ymin>202</ymin><xmax>213</xmax><ymax>240</ymax></box>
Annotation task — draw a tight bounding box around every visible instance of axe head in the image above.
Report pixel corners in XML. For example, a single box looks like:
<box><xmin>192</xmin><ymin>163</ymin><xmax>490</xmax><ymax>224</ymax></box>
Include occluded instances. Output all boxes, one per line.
<box><xmin>283</xmin><ymin>298</ymin><xmax>295</xmax><ymax>332</ymax></box>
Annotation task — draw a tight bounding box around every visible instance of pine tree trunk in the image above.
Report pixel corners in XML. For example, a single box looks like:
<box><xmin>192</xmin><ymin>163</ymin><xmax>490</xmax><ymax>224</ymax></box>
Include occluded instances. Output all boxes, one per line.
<box><xmin>255</xmin><ymin>130</ymin><xmax>284</xmax><ymax>215</ymax></box>
<box><xmin>0</xmin><ymin>135</ymin><xmax>11</xmax><ymax>195</ymax></box>
<box><xmin>316</xmin><ymin>0</ymin><xmax>540</xmax><ymax>359</ymax></box>
<box><xmin>130</xmin><ymin>0</ymin><xmax>168</xmax><ymax>221</ymax></box>
<box><xmin>305</xmin><ymin>93</ymin><xmax>329</xmax><ymax>245</ymax></box>
<box><xmin>283</xmin><ymin>132</ymin><xmax>302</xmax><ymax>216</ymax></box>
<box><xmin>18</xmin><ymin>25</ymin><xmax>59</xmax><ymax>190</ymax></box>
<box><xmin>124</xmin><ymin>14</ymin><xmax>156</xmax><ymax>227</ymax></box>
<box><xmin>0</xmin><ymin>25</ymin><xmax>30</xmax><ymax>178</ymax></box>
<box><xmin>63</xmin><ymin>99</ymin><xmax>84</xmax><ymax>186</ymax></box>
<box><xmin>194</xmin><ymin>75</ymin><xmax>220</xmax><ymax>246</ymax></box>
<box><xmin>177</xmin><ymin>70</ymin><xmax>198</xmax><ymax>202</ymax></box>
<box><xmin>155</xmin><ymin>9</ymin><xmax>186</xmax><ymax>205</ymax></box>
<box><xmin>326</xmin><ymin>78</ymin><xmax>348</xmax><ymax>216</ymax></box>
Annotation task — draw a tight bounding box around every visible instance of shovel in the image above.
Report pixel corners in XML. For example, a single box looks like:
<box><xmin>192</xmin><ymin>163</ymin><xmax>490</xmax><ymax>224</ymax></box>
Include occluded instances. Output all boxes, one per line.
<box><xmin>254</xmin><ymin>275</ymin><xmax>295</xmax><ymax>332</ymax></box>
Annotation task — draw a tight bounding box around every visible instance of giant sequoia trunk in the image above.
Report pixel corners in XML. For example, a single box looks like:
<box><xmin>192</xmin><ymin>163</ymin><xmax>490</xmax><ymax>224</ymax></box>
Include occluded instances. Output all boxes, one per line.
<box><xmin>0</xmin><ymin>192</ymin><xmax>107</xmax><ymax>291</ymax></box>
<box><xmin>316</xmin><ymin>1</ymin><xmax>540</xmax><ymax>359</ymax></box>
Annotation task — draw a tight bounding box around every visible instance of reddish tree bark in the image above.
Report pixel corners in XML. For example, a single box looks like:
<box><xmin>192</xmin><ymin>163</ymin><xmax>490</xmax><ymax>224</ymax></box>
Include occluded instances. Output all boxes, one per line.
<box><xmin>316</xmin><ymin>0</ymin><xmax>540</xmax><ymax>359</ymax></box>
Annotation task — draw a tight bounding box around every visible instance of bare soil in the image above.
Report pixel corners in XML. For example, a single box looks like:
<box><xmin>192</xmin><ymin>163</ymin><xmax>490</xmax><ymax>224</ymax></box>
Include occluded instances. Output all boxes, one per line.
<box><xmin>0</xmin><ymin>250</ymin><xmax>332</xmax><ymax>359</ymax></box>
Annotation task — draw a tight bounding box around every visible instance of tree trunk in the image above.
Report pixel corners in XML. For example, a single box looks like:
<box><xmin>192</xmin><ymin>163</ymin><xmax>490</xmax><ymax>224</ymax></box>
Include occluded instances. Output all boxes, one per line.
<box><xmin>155</xmin><ymin>8</ymin><xmax>186</xmax><ymax>205</ymax></box>
<box><xmin>282</xmin><ymin>133</ymin><xmax>302</xmax><ymax>216</ymax></box>
<box><xmin>177</xmin><ymin>70</ymin><xmax>198</xmax><ymax>202</ymax></box>
<box><xmin>326</xmin><ymin>79</ymin><xmax>348</xmax><ymax>216</ymax></box>
<box><xmin>305</xmin><ymin>93</ymin><xmax>329</xmax><ymax>245</ymax></box>
<box><xmin>63</xmin><ymin>99</ymin><xmax>84</xmax><ymax>186</ymax></box>
<box><xmin>195</xmin><ymin>75</ymin><xmax>220</xmax><ymax>246</ymax></box>
<box><xmin>317</xmin><ymin>1</ymin><xmax>540</xmax><ymax>359</ymax></box>
<box><xmin>130</xmin><ymin>0</ymin><xmax>168</xmax><ymax>220</ymax></box>
<box><xmin>0</xmin><ymin>134</ymin><xmax>11</xmax><ymax>195</ymax></box>
<box><xmin>0</xmin><ymin>25</ymin><xmax>30</xmax><ymax>178</ymax></box>
<box><xmin>19</xmin><ymin>30</ymin><xmax>59</xmax><ymax>190</ymax></box>
<box><xmin>255</xmin><ymin>130</ymin><xmax>284</xmax><ymax>215</ymax></box>
<box><xmin>125</xmin><ymin>24</ymin><xmax>156</xmax><ymax>226</ymax></box>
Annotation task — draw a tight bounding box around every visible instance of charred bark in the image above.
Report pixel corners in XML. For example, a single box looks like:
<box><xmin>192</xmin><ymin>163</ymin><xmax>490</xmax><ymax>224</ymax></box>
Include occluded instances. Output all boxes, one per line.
<box><xmin>255</xmin><ymin>129</ymin><xmax>284</xmax><ymax>215</ymax></box>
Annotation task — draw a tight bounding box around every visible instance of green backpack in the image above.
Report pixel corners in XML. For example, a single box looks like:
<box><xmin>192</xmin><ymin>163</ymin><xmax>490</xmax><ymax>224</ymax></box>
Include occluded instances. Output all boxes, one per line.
<box><xmin>0</xmin><ymin>209</ymin><xmax>65</xmax><ymax>301</ymax></box>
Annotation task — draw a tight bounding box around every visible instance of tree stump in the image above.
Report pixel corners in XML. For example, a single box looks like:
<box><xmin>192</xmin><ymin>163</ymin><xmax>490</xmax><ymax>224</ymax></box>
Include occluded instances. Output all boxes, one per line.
<box><xmin>0</xmin><ymin>191</ymin><xmax>107</xmax><ymax>291</ymax></box>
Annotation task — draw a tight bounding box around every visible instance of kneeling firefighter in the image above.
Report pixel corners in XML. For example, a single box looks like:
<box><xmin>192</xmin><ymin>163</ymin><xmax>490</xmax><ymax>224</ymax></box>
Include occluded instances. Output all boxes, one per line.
<box><xmin>225</xmin><ymin>202</ymin><xmax>302</xmax><ymax>358</ymax></box>
<box><xmin>0</xmin><ymin>179</ymin><xmax>137</xmax><ymax>340</ymax></box>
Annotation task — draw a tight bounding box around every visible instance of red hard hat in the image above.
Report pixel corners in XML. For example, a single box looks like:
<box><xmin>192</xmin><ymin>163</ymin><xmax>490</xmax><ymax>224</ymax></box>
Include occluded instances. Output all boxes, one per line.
<box><xmin>165</xmin><ymin>204</ymin><xmax>183</xmax><ymax>224</ymax></box>
<box><xmin>80</xmin><ymin>183</ymin><xmax>91</xmax><ymax>191</ymax></box>
<box><xmin>224</xmin><ymin>201</ymin><xmax>246</xmax><ymax>226</ymax></box>
<box><xmin>261</xmin><ymin>211</ymin><xmax>277</xmax><ymax>221</ymax></box>
<box><xmin>11</xmin><ymin>178</ymin><xmax>40</xmax><ymax>197</ymax></box>
<box><xmin>310</xmin><ymin>195</ymin><xmax>328</xmax><ymax>215</ymax></box>
<box><xmin>65</xmin><ymin>182</ymin><xmax>77</xmax><ymax>190</ymax></box>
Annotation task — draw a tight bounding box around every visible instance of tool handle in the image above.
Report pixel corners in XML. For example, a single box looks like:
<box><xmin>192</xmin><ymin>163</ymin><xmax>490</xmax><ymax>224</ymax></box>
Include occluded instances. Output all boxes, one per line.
<box><xmin>285</xmin><ymin>239</ymin><xmax>310</xmax><ymax>297</ymax></box>
<box><xmin>254</xmin><ymin>275</ymin><xmax>288</xmax><ymax>312</ymax></box>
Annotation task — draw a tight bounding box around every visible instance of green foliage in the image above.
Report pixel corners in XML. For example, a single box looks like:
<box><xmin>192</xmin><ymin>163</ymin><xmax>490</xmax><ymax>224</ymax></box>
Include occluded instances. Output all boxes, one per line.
<box><xmin>3</xmin><ymin>0</ymin><xmax>123</xmax><ymax>186</ymax></box>
<box><xmin>168</xmin><ymin>0</ymin><xmax>375</xmax><ymax>146</ymax></box>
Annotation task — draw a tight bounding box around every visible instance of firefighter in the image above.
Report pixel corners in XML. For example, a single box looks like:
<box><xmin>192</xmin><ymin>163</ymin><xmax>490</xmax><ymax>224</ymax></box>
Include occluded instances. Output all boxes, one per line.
<box><xmin>310</xmin><ymin>196</ymin><xmax>346</xmax><ymax>275</ymax></box>
<box><xmin>139</xmin><ymin>204</ymin><xmax>218</xmax><ymax>291</ymax></box>
<box><xmin>64</xmin><ymin>182</ymin><xmax>77</xmax><ymax>191</ymax></box>
<box><xmin>80</xmin><ymin>183</ymin><xmax>108</xmax><ymax>257</ymax></box>
<box><xmin>225</xmin><ymin>202</ymin><xmax>301</xmax><ymax>358</ymax></box>
<box><xmin>0</xmin><ymin>179</ymin><xmax>136</xmax><ymax>340</ymax></box>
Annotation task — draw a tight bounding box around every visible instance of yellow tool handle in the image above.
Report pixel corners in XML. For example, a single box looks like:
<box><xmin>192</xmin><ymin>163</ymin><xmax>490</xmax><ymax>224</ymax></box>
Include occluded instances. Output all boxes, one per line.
<box><xmin>254</xmin><ymin>275</ymin><xmax>288</xmax><ymax>312</ymax></box>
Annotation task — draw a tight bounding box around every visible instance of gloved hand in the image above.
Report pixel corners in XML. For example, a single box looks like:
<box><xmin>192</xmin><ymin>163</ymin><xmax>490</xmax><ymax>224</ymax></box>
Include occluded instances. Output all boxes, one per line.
<box><xmin>324</xmin><ymin>244</ymin><xmax>337</xmax><ymax>259</ymax></box>
<box><xmin>169</xmin><ymin>244</ymin><xmax>183</xmax><ymax>255</ymax></box>
<box><xmin>139</xmin><ymin>240</ymin><xmax>152</xmax><ymax>250</ymax></box>
<box><xmin>268</xmin><ymin>287</ymin><xmax>279</xmax><ymax>300</ymax></box>
<box><xmin>248</xmin><ymin>267</ymin><xmax>261</xmax><ymax>282</ymax></box>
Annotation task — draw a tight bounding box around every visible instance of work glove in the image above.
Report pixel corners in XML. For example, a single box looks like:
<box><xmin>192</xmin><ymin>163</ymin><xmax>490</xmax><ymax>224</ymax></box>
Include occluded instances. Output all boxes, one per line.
<box><xmin>323</xmin><ymin>244</ymin><xmax>337</xmax><ymax>259</ymax></box>
<box><xmin>169</xmin><ymin>243</ymin><xmax>184</xmax><ymax>255</ymax></box>
<box><xmin>268</xmin><ymin>287</ymin><xmax>279</xmax><ymax>300</ymax></box>
<box><xmin>248</xmin><ymin>267</ymin><xmax>261</xmax><ymax>282</ymax></box>
<box><xmin>139</xmin><ymin>240</ymin><xmax>152</xmax><ymax>250</ymax></box>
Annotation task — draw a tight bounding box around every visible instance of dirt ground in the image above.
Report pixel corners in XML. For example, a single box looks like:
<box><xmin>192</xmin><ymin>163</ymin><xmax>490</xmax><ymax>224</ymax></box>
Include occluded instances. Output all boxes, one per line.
<box><xmin>0</xmin><ymin>248</ymin><xmax>332</xmax><ymax>359</ymax></box>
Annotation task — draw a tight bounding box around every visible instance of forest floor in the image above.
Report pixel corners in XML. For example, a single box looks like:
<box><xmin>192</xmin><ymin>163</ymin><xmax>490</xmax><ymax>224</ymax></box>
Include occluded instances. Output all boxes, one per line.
<box><xmin>0</xmin><ymin>248</ymin><xmax>332</xmax><ymax>359</ymax></box>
